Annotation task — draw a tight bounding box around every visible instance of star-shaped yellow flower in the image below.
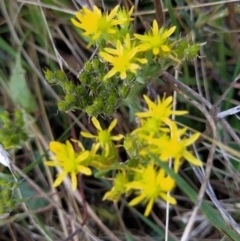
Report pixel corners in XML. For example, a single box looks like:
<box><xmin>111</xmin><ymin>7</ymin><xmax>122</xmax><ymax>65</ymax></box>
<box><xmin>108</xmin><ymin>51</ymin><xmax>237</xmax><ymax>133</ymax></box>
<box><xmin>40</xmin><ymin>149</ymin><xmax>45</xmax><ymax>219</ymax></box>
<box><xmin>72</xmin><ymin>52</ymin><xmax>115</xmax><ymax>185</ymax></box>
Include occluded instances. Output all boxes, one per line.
<box><xmin>45</xmin><ymin>140</ymin><xmax>91</xmax><ymax>190</ymax></box>
<box><xmin>136</xmin><ymin>95</ymin><xmax>188</xmax><ymax>125</ymax></box>
<box><xmin>100</xmin><ymin>34</ymin><xmax>147</xmax><ymax>80</ymax></box>
<box><xmin>148</xmin><ymin>122</ymin><xmax>202</xmax><ymax>172</ymax></box>
<box><xmin>134</xmin><ymin>20</ymin><xmax>176</xmax><ymax>55</ymax></box>
<box><xmin>103</xmin><ymin>171</ymin><xmax>128</xmax><ymax>202</ymax></box>
<box><xmin>81</xmin><ymin>117</ymin><xmax>124</xmax><ymax>156</ymax></box>
<box><xmin>71</xmin><ymin>5</ymin><xmax>126</xmax><ymax>42</ymax></box>
<box><xmin>126</xmin><ymin>163</ymin><xmax>176</xmax><ymax>216</ymax></box>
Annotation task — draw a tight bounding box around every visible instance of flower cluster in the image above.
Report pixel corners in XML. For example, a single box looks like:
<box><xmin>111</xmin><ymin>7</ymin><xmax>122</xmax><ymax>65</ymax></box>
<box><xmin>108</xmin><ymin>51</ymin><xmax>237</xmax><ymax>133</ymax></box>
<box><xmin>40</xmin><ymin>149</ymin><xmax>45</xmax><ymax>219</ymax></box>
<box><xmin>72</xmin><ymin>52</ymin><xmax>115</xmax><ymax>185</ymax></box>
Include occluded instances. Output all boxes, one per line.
<box><xmin>45</xmin><ymin>4</ymin><xmax>202</xmax><ymax>217</ymax></box>
<box><xmin>0</xmin><ymin>110</ymin><xmax>29</xmax><ymax>149</ymax></box>
<box><xmin>0</xmin><ymin>178</ymin><xmax>17</xmax><ymax>216</ymax></box>
<box><xmin>46</xmin><ymin>94</ymin><xmax>202</xmax><ymax>216</ymax></box>
<box><xmin>45</xmin><ymin>5</ymin><xmax>200</xmax><ymax>117</ymax></box>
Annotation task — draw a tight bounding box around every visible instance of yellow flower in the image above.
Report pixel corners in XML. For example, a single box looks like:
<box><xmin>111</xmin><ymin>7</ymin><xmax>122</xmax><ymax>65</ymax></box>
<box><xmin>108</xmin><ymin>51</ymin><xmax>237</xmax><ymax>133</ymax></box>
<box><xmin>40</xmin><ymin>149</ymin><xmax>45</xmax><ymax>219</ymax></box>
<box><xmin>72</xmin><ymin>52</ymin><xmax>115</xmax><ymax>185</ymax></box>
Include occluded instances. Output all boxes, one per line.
<box><xmin>134</xmin><ymin>20</ymin><xmax>176</xmax><ymax>55</ymax></box>
<box><xmin>148</xmin><ymin>122</ymin><xmax>202</xmax><ymax>172</ymax></box>
<box><xmin>117</xmin><ymin>6</ymin><xmax>134</xmax><ymax>28</ymax></box>
<box><xmin>126</xmin><ymin>163</ymin><xmax>176</xmax><ymax>216</ymax></box>
<box><xmin>45</xmin><ymin>140</ymin><xmax>92</xmax><ymax>190</ymax></box>
<box><xmin>131</xmin><ymin>117</ymin><xmax>170</xmax><ymax>138</ymax></box>
<box><xmin>71</xmin><ymin>5</ymin><xmax>125</xmax><ymax>42</ymax></box>
<box><xmin>100</xmin><ymin>34</ymin><xmax>147</xmax><ymax>80</ymax></box>
<box><xmin>136</xmin><ymin>95</ymin><xmax>188</xmax><ymax>124</ymax></box>
<box><xmin>103</xmin><ymin>171</ymin><xmax>128</xmax><ymax>202</ymax></box>
<box><xmin>81</xmin><ymin>117</ymin><xmax>124</xmax><ymax>156</ymax></box>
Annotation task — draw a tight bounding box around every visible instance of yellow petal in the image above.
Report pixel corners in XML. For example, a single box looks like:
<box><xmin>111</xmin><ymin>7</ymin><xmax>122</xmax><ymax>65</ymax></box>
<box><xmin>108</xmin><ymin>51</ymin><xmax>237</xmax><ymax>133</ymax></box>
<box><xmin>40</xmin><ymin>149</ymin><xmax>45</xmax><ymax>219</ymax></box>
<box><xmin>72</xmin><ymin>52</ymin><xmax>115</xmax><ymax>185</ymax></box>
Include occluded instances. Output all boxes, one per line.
<box><xmin>104</xmin><ymin>47</ymin><xmax>119</xmax><ymax>55</ymax></box>
<box><xmin>145</xmin><ymin>165</ymin><xmax>155</xmax><ymax>185</ymax></box>
<box><xmin>77</xmin><ymin>165</ymin><xmax>92</xmax><ymax>175</ymax></box>
<box><xmin>53</xmin><ymin>172</ymin><xmax>67</xmax><ymax>187</ymax></box>
<box><xmin>104</xmin><ymin>68</ymin><xmax>117</xmax><ymax>80</ymax></box>
<box><xmin>71</xmin><ymin>18</ymin><xmax>82</xmax><ymax>28</ymax></box>
<box><xmin>92</xmin><ymin>117</ymin><xmax>102</xmax><ymax>131</ymax></box>
<box><xmin>108</xmin><ymin>5</ymin><xmax>119</xmax><ymax>20</ymax></box>
<box><xmin>75</xmin><ymin>11</ymin><xmax>84</xmax><ymax>21</ymax></box>
<box><xmin>71</xmin><ymin>139</ymin><xmax>85</xmax><ymax>151</ymax></box>
<box><xmin>102</xmin><ymin>190</ymin><xmax>113</xmax><ymax>201</ymax></box>
<box><xmin>144</xmin><ymin>198</ymin><xmax>154</xmax><ymax>216</ymax></box>
<box><xmin>161</xmin><ymin>176</ymin><xmax>175</xmax><ymax>191</ymax></box>
<box><xmin>129</xmin><ymin>193</ymin><xmax>145</xmax><ymax>206</ymax></box>
<box><xmin>66</xmin><ymin>140</ymin><xmax>75</xmax><ymax>159</ymax></box>
<box><xmin>161</xmin><ymin>45</ymin><xmax>170</xmax><ymax>52</ymax></box>
<box><xmin>172</xmin><ymin>110</ymin><xmax>188</xmax><ymax>116</ymax></box>
<box><xmin>126</xmin><ymin>181</ymin><xmax>144</xmax><ymax>191</ymax></box>
<box><xmin>160</xmin><ymin>192</ymin><xmax>176</xmax><ymax>205</ymax></box>
<box><xmin>111</xmin><ymin>134</ymin><xmax>124</xmax><ymax>141</ymax></box>
<box><xmin>49</xmin><ymin>141</ymin><xmax>66</xmax><ymax>155</ymax></box>
<box><xmin>108</xmin><ymin>119</ymin><xmax>117</xmax><ymax>132</ymax></box>
<box><xmin>92</xmin><ymin>32</ymin><xmax>101</xmax><ymax>40</ymax></box>
<box><xmin>152</xmin><ymin>20</ymin><xmax>159</xmax><ymax>34</ymax></box>
<box><xmin>134</xmin><ymin>33</ymin><xmax>148</xmax><ymax>41</ymax></box>
<box><xmin>153</xmin><ymin>47</ymin><xmax>159</xmax><ymax>55</ymax></box>
<box><xmin>45</xmin><ymin>161</ymin><xmax>60</xmax><ymax>167</ymax></box>
<box><xmin>143</xmin><ymin>95</ymin><xmax>154</xmax><ymax>109</ymax></box>
<box><xmin>71</xmin><ymin>172</ymin><xmax>77</xmax><ymax>190</ymax></box>
<box><xmin>119</xmin><ymin>71</ymin><xmax>126</xmax><ymax>79</ymax></box>
<box><xmin>184</xmin><ymin>133</ymin><xmax>200</xmax><ymax>146</ymax></box>
<box><xmin>76</xmin><ymin>151</ymin><xmax>89</xmax><ymax>162</ymax></box>
<box><xmin>163</xmin><ymin>26</ymin><xmax>176</xmax><ymax>39</ymax></box>
<box><xmin>173</xmin><ymin>157</ymin><xmax>181</xmax><ymax>173</ymax></box>
<box><xmin>136</xmin><ymin>58</ymin><xmax>148</xmax><ymax>64</ymax></box>
<box><xmin>81</xmin><ymin>131</ymin><xmax>96</xmax><ymax>139</ymax></box>
<box><xmin>184</xmin><ymin>151</ymin><xmax>202</xmax><ymax>166</ymax></box>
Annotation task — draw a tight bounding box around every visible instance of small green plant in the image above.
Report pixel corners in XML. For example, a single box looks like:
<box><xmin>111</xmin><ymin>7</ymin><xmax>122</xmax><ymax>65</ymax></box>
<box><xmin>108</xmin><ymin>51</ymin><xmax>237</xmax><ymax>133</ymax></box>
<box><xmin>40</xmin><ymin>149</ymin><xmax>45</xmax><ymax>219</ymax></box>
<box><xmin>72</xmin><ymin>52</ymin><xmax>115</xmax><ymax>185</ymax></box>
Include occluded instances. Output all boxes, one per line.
<box><xmin>0</xmin><ymin>178</ymin><xmax>17</xmax><ymax>217</ymax></box>
<box><xmin>0</xmin><ymin>110</ymin><xmax>29</xmax><ymax>150</ymax></box>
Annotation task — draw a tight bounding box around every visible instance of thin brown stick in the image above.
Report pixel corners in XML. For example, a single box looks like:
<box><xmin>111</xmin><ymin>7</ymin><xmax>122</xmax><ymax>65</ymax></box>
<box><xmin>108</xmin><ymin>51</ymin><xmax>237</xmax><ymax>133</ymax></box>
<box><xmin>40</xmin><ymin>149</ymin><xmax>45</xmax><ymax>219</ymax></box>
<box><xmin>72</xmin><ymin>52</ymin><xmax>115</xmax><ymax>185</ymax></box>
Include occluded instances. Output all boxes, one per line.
<box><xmin>225</xmin><ymin>2</ymin><xmax>239</xmax><ymax>60</ymax></box>
<box><xmin>213</xmin><ymin>74</ymin><xmax>240</xmax><ymax>108</ymax></box>
<box><xmin>161</xmin><ymin>71</ymin><xmax>213</xmax><ymax>109</ymax></box>
<box><xmin>153</xmin><ymin>0</ymin><xmax>165</xmax><ymax>27</ymax></box>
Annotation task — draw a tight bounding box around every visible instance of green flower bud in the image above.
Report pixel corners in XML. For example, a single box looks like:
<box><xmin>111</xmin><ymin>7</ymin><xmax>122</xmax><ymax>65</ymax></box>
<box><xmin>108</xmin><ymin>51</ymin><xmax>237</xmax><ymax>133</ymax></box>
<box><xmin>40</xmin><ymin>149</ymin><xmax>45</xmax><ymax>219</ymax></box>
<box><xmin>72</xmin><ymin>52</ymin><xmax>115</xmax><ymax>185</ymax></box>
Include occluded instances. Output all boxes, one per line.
<box><xmin>93</xmin><ymin>97</ymin><xmax>104</xmax><ymax>110</ymax></box>
<box><xmin>91</xmin><ymin>58</ymin><xmax>100</xmax><ymax>70</ymax></box>
<box><xmin>119</xmin><ymin>85</ymin><xmax>130</xmax><ymax>98</ymax></box>
<box><xmin>105</xmin><ymin>105</ymin><xmax>115</xmax><ymax>115</ymax></box>
<box><xmin>175</xmin><ymin>39</ymin><xmax>188</xmax><ymax>59</ymax></box>
<box><xmin>86</xmin><ymin>95</ymin><xmax>94</xmax><ymax>105</ymax></box>
<box><xmin>90</xmin><ymin>82</ymin><xmax>99</xmax><ymax>93</ymax></box>
<box><xmin>44</xmin><ymin>69</ymin><xmax>55</xmax><ymax>83</ymax></box>
<box><xmin>0</xmin><ymin>180</ymin><xmax>16</xmax><ymax>214</ymax></box>
<box><xmin>96</xmin><ymin>73</ymin><xmax>105</xmax><ymax>83</ymax></box>
<box><xmin>63</xmin><ymin>82</ymin><xmax>75</xmax><ymax>93</ymax></box>
<box><xmin>75</xmin><ymin>85</ymin><xmax>86</xmax><ymax>96</ymax></box>
<box><xmin>84</xmin><ymin>61</ymin><xmax>92</xmax><ymax>73</ymax></box>
<box><xmin>85</xmin><ymin>105</ymin><xmax>97</xmax><ymax>116</ymax></box>
<box><xmin>55</xmin><ymin>70</ymin><xmax>67</xmax><ymax>83</ymax></box>
<box><xmin>79</xmin><ymin>72</ymin><xmax>91</xmax><ymax>85</ymax></box>
<box><xmin>107</xmin><ymin>93</ymin><xmax>118</xmax><ymax>106</ymax></box>
<box><xmin>57</xmin><ymin>100</ymin><xmax>71</xmax><ymax>111</ymax></box>
<box><xmin>185</xmin><ymin>44</ymin><xmax>200</xmax><ymax>60</ymax></box>
<box><xmin>65</xmin><ymin>94</ymin><xmax>76</xmax><ymax>104</ymax></box>
<box><xmin>75</xmin><ymin>93</ymin><xmax>89</xmax><ymax>109</ymax></box>
<box><xmin>0</xmin><ymin>115</ymin><xmax>8</xmax><ymax>130</ymax></box>
<box><xmin>103</xmin><ymin>76</ymin><xmax>118</xmax><ymax>86</ymax></box>
<box><xmin>14</xmin><ymin>109</ymin><xmax>22</xmax><ymax>120</ymax></box>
